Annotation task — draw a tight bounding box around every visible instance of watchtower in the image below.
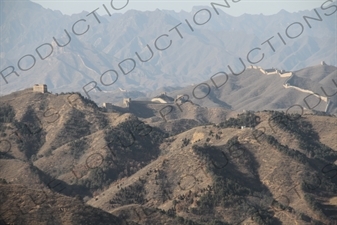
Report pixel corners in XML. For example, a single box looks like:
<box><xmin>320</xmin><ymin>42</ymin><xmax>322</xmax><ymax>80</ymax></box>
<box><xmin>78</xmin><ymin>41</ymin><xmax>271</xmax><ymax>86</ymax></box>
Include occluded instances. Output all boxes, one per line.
<box><xmin>33</xmin><ymin>84</ymin><xmax>47</xmax><ymax>93</ymax></box>
<box><xmin>123</xmin><ymin>98</ymin><xmax>131</xmax><ymax>107</ymax></box>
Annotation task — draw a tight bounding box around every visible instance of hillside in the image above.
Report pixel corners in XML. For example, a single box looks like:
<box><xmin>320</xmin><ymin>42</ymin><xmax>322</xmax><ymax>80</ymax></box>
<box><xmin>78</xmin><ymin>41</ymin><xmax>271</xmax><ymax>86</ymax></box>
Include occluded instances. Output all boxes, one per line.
<box><xmin>0</xmin><ymin>184</ymin><xmax>126</xmax><ymax>225</ymax></box>
<box><xmin>1</xmin><ymin>89</ymin><xmax>337</xmax><ymax>224</ymax></box>
<box><xmin>144</xmin><ymin>64</ymin><xmax>337</xmax><ymax>115</ymax></box>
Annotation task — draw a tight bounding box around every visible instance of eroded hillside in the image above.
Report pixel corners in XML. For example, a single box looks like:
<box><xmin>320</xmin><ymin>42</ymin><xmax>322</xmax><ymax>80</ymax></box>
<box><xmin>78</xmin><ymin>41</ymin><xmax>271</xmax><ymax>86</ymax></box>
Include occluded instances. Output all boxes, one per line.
<box><xmin>1</xmin><ymin>89</ymin><xmax>337</xmax><ymax>225</ymax></box>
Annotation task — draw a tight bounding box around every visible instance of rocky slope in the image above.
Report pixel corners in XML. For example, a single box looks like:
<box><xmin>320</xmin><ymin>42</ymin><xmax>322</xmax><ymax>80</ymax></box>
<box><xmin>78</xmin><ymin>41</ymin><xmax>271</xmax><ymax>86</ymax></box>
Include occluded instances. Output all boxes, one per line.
<box><xmin>1</xmin><ymin>89</ymin><xmax>337</xmax><ymax>224</ymax></box>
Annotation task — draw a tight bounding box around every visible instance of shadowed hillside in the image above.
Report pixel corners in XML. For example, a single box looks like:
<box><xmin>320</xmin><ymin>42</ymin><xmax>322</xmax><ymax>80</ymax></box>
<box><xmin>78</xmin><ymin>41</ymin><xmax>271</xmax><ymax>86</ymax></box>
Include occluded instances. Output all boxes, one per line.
<box><xmin>1</xmin><ymin>89</ymin><xmax>337</xmax><ymax>225</ymax></box>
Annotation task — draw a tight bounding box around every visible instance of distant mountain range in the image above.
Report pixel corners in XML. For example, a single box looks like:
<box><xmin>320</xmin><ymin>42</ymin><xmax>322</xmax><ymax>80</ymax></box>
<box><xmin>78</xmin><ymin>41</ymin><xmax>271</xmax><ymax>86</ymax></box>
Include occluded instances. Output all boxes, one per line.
<box><xmin>1</xmin><ymin>0</ymin><xmax>336</xmax><ymax>100</ymax></box>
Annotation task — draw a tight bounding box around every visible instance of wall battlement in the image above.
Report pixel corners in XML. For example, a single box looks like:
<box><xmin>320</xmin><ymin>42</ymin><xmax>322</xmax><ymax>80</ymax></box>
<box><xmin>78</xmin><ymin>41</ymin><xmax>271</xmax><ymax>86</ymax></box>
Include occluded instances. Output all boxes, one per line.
<box><xmin>248</xmin><ymin>65</ymin><xmax>292</xmax><ymax>77</ymax></box>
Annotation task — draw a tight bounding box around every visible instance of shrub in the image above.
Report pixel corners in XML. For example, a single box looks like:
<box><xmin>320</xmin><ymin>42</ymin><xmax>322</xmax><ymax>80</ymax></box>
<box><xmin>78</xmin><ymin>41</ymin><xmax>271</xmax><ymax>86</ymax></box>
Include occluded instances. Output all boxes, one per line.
<box><xmin>0</xmin><ymin>104</ymin><xmax>15</xmax><ymax>123</ymax></box>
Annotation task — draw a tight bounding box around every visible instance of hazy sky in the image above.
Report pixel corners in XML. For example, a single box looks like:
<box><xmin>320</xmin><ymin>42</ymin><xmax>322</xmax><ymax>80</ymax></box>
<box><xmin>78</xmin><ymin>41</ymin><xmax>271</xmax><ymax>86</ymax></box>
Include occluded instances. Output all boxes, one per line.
<box><xmin>30</xmin><ymin>0</ymin><xmax>326</xmax><ymax>16</ymax></box>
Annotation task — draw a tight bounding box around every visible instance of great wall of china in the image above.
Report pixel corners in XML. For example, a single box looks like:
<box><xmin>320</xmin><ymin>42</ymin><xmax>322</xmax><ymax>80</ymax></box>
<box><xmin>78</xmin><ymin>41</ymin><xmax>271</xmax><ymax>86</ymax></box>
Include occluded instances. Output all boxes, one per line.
<box><xmin>101</xmin><ymin>63</ymin><xmax>333</xmax><ymax>114</ymax></box>
<box><xmin>249</xmin><ymin>63</ymin><xmax>331</xmax><ymax>112</ymax></box>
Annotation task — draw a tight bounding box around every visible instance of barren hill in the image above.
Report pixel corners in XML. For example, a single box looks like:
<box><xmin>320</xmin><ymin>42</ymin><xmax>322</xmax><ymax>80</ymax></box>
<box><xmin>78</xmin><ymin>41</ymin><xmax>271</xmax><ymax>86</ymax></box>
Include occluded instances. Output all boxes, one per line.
<box><xmin>1</xmin><ymin>89</ymin><xmax>337</xmax><ymax>225</ymax></box>
<box><xmin>0</xmin><ymin>183</ymin><xmax>126</xmax><ymax>225</ymax></box>
<box><xmin>155</xmin><ymin>64</ymin><xmax>337</xmax><ymax>115</ymax></box>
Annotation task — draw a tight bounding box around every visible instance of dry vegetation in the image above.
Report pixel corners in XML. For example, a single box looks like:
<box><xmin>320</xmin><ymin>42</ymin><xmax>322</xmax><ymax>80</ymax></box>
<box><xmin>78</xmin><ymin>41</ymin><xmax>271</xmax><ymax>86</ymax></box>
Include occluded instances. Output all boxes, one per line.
<box><xmin>1</xmin><ymin>89</ymin><xmax>337</xmax><ymax>225</ymax></box>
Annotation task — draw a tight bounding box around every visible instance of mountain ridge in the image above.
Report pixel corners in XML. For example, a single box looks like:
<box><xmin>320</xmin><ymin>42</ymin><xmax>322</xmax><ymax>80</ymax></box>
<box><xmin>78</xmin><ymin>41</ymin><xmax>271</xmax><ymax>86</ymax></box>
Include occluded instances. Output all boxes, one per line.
<box><xmin>1</xmin><ymin>87</ymin><xmax>337</xmax><ymax>224</ymax></box>
<box><xmin>1</xmin><ymin>0</ymin><xmax>336</xmax><ymax>98</ymax></box>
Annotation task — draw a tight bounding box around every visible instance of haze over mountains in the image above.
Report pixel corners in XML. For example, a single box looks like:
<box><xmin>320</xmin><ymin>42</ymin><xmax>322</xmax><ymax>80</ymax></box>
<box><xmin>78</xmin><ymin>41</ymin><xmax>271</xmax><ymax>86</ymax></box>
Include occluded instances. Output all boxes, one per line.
<box><xmin>0</xmin><ymin>0</ymin><xmax>336</xmax><ymax>102</ymax></box>
<box><xmin>2</xmin><ymin>0</ymin><xmax>337</xmax><ymax>224</ymax></box>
